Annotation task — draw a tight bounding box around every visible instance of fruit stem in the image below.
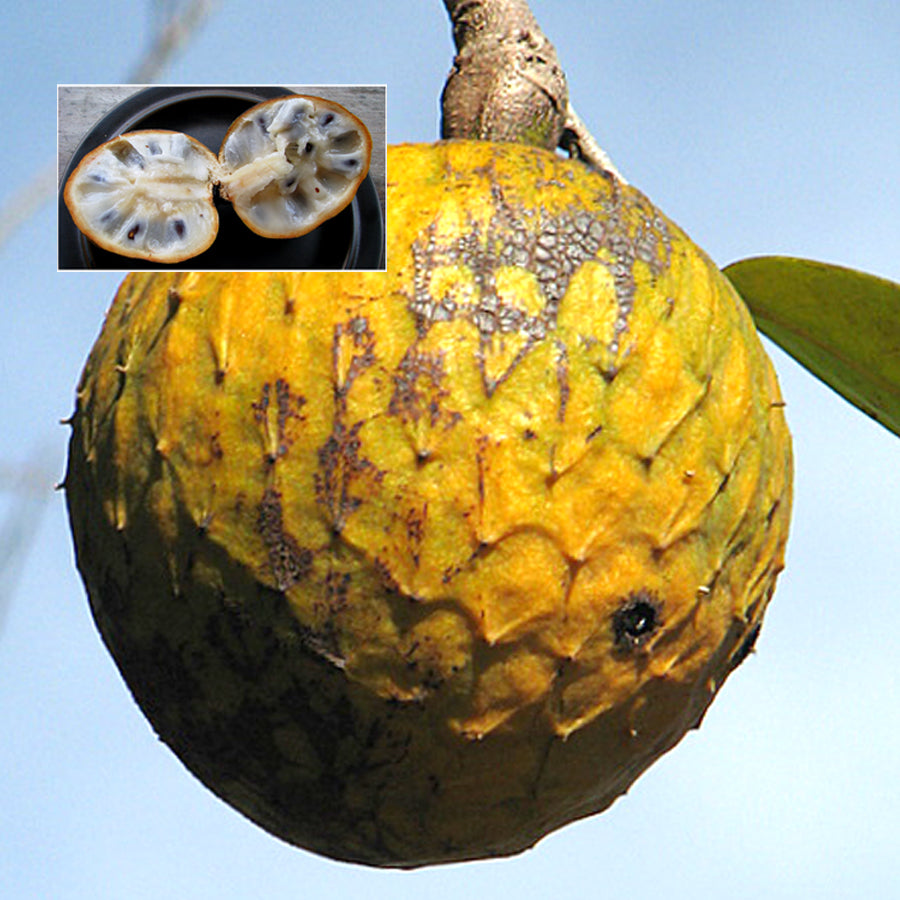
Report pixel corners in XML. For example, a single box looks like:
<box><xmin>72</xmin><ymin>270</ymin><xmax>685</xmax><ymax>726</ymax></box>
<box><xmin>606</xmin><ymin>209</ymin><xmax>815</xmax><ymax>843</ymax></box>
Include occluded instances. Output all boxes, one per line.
<box><xmin>440</xmin><ymin>0</ymin><xmax>624</xmax><ymax>180</ymax></box>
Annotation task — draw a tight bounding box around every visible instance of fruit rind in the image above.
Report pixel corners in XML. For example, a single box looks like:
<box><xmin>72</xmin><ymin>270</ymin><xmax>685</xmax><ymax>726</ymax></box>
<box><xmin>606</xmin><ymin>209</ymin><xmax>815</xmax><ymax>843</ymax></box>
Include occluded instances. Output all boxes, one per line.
<box><xmin>66</xmin><ymin>141</ymin><xmax>792</xmax><ymax>867</ymax></box>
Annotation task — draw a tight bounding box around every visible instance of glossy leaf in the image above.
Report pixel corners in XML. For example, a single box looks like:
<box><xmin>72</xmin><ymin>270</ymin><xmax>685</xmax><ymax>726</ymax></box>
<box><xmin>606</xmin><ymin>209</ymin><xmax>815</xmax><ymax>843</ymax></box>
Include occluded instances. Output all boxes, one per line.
<box><xmin>723</xmin><ymin>256</ymin><xmax>900</xmax><ymax>438</ymax></box>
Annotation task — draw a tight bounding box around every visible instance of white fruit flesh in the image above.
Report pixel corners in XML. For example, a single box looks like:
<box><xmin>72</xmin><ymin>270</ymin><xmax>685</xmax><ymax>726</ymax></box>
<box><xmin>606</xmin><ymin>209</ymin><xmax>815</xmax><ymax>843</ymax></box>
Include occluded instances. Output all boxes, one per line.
<box><xmin>64</xmin><ymin>131</ymin><xmax>218</xmax><ymax>264</ymax></box>
<box><xmin>218</xmin><ymin>95</ymin><xmax>372</xmax><ymax>238</ymax></box>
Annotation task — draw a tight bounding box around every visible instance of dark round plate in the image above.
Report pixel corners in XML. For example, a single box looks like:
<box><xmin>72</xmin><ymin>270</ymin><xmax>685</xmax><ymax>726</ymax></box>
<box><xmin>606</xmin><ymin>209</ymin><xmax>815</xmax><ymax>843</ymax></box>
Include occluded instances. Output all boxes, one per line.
<box><xmin>58</xmin><ymin>86</ymin><xmax>384</xmax><ymax>270</ymax></box>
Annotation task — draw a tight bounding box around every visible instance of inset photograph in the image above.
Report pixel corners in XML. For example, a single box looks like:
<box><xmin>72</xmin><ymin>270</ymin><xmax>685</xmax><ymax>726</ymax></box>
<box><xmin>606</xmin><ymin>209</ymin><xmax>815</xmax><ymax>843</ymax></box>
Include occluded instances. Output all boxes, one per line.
<box><xmin>58</xmin><ymin>85</ymin><xmax>385</xmax><ymax>271</ymax></box>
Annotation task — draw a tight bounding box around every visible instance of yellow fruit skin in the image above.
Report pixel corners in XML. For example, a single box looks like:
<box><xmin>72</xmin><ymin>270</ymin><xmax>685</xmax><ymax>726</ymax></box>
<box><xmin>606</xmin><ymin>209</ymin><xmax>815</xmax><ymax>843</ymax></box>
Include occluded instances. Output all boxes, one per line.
<box><xmin>65</xmin><ymin>141</ymin><xmax>792</xmax><ymax>867</ymax></box>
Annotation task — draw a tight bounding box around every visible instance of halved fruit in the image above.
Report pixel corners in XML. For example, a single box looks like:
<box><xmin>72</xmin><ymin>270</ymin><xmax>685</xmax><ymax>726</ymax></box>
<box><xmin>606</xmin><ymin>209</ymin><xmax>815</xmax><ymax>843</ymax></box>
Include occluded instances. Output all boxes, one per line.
<box><xmin>63</xmin><ymin>130</ymin><xmax>219</xmax><ymax>264</ymax></box>
<box><xmin>63</xmin><ymin>96</ymin><xmax>374</xmax><ymax>263</ymax></box>
<box><xmin>218</xmin><ymin>95</ymin><xmax>373</xmax><ymax>239</ymax></box>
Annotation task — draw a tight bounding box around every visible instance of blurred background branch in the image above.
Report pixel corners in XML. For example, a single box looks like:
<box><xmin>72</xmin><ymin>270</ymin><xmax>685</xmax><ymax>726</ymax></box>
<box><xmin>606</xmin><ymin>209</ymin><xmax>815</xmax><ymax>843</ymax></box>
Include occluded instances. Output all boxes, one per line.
<box><xmin>0</xmin><ymin>0</ymin><xmax>219</xmax><ymax>254</ymax></box>
<box><xmin>0</xmin><ymin>451</ymin><xmax>57</xmax><ymax>636</ymax></box>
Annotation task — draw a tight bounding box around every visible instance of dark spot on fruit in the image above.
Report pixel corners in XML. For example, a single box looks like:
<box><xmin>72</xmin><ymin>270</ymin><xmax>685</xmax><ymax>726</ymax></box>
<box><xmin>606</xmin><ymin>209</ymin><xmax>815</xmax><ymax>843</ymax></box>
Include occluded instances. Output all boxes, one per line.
<box><xmin>284</xmin><ymin>297</ymin><xmax>296</xmax><ymax>316</ymax></box>
<box><xmin>523</xmin><ymin>428</ymin><xmax>537</xmax><ymax>440</ymax></box>
<box><xmin>214</xmin><ymin>367</ymin><xmax>226</xmax><ymax>385</ymax></box>
<box><xmin>586</xmin><ymin>422</ymin><xmax>603</xmax><ymax>441</ymax></box>
<box><xmin>166</xmin><ymin>289</ymin><xmax>182</xmax><ymax>319</ymax></box>
<box><xmin>324</xmin><ymin>570</ymin><xmax>352</xmax><ymax>617</ymax></box>
<box><xmin>127</xmin><ymin>224</ymin><xmax>141</xmax><ymax>240</ymax></box>
<box><xmin>389</xmin><ymin>346</ymin><xmax>450</xmax><ymax>426</ymax></box>
<box><xmin>257</xmin><ymin>487</ymin><xmax>313</xmax><ymax>591</ymax></box>
<box><xmin>729</xmin><ymin>623</ymin><xmax>761</xmax><ymax>671</ymax></box>
<box><xmin>555</xmin><ymin>340</ymin><xmax>569</xmax><ymax>422</ymax></box>
<box><xmin>715</xmin><ymin>472</ymin><xmax>731</xmax><ymax>497</ymax></box>
<box><xmin>613</xmin><ymin>591</ymin><xmax>663</xmax><ymax>651</ymax></box>
<box><xmin>600</xmin><ymin>365</ymin><xmax>619</xmax><ymax>384</ymax></box>
<box><xmin>253</xmin><ymin>384</ymin><xmax>271</xmax><ymax>428</ymax></box>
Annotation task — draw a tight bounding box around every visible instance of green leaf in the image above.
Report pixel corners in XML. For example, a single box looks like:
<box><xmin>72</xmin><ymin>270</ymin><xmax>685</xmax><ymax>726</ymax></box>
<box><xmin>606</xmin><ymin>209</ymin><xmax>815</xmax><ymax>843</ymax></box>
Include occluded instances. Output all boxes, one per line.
<box><xmin>723</xmin><ymin>256</ymin><xmax>900</xmax><ymax>438</ymax></box>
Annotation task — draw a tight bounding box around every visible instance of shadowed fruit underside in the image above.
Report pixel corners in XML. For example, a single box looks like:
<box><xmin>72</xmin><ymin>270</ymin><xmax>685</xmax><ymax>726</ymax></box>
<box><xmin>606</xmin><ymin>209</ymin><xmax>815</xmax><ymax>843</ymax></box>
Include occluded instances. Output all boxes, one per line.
<box><xmin>65</xmin><ymin>141</ymin><xmax>792</xmax><ymax>867</ymax></box>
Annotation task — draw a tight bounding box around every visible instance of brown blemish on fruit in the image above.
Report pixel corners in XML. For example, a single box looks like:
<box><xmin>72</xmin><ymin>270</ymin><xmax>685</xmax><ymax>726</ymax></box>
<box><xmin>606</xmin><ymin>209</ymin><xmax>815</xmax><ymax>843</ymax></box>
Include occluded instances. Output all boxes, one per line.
<box><xmin>314</xmin><ymin>319</ymin><xmax>384</xmax><ymax>534</ymax></box>
<box><xmin>316</xmin><ymin>421</ymin><xmax>374</xmax><ymax>534</ymax></box>
<box><xmin>209</xmin><ymin>432</ymin><xmax>224</xmax><ymax>462</ymax></box>
<box><xmin>257</xmin><ymin>487</ymin><xmax>313</xmax><ymax>591</ymax></box>
<box><xmin>389</xmin><ymin>347</ymin><xmax>451</xmax><ymax>426</ymax></box>
<box><xmin>476</xmin><ymin>338</ymin><xmax>536</xmax><ymax>398</ymax></box>
<box><xmin>332</xmin><ymin>316</ymin><xmax>376</xmax><ymax>399</ymax></box>
<box><xmin>253</xmin><ymin>379</ymin><xmax>307</xmax><ymax>465</ymax></box>
<box><xmin>404</xmin><ymin>502</ymin><xmax>428</xmax><ymax>567</ymax></box>
<box><xmin>555</xmin><ymin>339</ymin><xmax>569</xmax><ymax>422</ymax></box>
<box><xmin>322</xmin><ymin>569</ymin><xmax>352</xmax><ymax>623</ymax></box>
<box><xmin>405</xmin><ymin>179</ymin><xmax>672</xmax><ymax>395</ymax></box>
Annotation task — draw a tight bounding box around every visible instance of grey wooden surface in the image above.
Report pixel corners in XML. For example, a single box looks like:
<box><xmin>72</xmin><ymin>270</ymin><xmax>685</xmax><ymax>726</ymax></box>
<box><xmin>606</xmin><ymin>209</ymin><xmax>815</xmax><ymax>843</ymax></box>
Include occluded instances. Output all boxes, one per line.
<box><xmin>57</xmin><ymin>84</ymin><xmax>386</xmax><ymax>222</ymax></box>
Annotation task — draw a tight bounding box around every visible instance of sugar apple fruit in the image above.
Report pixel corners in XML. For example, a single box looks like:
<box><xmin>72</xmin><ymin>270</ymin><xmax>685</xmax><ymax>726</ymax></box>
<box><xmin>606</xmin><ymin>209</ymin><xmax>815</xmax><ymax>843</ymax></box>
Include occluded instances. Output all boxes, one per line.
<box><xmin>65</xmin><ymin>140</ymin><xmax>792</xmax><ymax>867</ymax></box>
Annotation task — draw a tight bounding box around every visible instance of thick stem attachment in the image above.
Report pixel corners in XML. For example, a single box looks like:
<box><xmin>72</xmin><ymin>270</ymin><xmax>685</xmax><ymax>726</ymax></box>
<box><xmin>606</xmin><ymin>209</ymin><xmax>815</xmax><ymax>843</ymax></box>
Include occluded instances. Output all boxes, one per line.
<box><xmin>440</xmin><ymin>0</ymin><xmax>623</xmax><ymax>179</ymax></box>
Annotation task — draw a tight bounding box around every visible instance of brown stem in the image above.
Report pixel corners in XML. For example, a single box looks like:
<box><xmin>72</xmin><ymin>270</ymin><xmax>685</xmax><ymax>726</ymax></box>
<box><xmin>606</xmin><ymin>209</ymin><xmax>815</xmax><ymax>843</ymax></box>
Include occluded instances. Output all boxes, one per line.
<box><xmin>440</xmin><ymin>0</ymin><xmax>623</xmax><ymax>179</ymax></box>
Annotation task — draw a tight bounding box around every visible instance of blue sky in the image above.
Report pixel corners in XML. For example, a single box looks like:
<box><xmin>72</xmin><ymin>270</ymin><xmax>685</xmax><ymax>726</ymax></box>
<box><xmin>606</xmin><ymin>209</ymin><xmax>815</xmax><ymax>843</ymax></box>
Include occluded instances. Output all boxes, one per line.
<box><xmin>2</xmin><ymin>1</ymin><xmax>899</xmax><ymax>897</ymax></box>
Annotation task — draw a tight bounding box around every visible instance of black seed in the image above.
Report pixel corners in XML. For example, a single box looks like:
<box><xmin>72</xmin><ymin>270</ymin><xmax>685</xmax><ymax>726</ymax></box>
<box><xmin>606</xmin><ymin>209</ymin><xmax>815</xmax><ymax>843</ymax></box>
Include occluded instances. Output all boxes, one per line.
<box><xmin>127</xmin><ymin>224</ymin><xmax>141</xmax><ymax>240</ymax></box>
<box><xmin>173</xmin><ymin>219</ymin><xmax>186</xmax><ymax>238</ymax></box>
<box><xmin>613</xmin><ymin>592</ymin><xmax>663</xmax><ymax>651</ymax></box>
<box><xmin>321</xmin><ymin>113</ymin><xmax>335</xmax><ymax>126</ymax></box>
<box><xmin>305</xmin><ymin>141</ymin><xmax>314</xmax><ymax>154</ymax></box>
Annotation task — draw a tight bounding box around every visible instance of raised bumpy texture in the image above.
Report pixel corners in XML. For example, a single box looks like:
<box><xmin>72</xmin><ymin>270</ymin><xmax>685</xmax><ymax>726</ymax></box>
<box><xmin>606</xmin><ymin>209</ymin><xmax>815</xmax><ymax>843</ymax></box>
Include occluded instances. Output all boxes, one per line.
<box><xmin>66</xmin><ymin>141</ymin><xmax>792</xmax><ymax>867</ymax></box>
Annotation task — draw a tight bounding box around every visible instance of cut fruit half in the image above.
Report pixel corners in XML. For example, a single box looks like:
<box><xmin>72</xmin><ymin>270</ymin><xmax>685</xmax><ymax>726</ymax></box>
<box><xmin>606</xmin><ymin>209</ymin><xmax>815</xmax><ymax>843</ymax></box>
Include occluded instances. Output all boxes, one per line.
<box><xmin>63</xmin><ymin>130</ymin><xmax>219</xmax><ymax>264</ymax></box>
<box><xmin>218</xmin><ymin>95</ymin><xmax>373</xmax><ymax>239</ymax></box>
